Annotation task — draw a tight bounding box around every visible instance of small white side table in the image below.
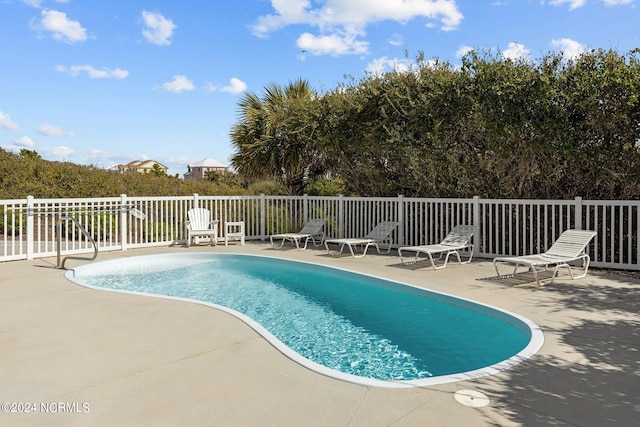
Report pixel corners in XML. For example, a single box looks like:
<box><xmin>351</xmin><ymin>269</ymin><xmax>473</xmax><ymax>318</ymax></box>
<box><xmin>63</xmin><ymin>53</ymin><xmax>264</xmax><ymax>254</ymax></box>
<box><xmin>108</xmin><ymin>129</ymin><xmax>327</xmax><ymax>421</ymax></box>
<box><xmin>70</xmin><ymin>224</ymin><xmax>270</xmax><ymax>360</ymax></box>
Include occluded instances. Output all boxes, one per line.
<box><xmin>224</xmin><ymin>221</ymin><xmax>245</xmax><ymax>246</ymax></box>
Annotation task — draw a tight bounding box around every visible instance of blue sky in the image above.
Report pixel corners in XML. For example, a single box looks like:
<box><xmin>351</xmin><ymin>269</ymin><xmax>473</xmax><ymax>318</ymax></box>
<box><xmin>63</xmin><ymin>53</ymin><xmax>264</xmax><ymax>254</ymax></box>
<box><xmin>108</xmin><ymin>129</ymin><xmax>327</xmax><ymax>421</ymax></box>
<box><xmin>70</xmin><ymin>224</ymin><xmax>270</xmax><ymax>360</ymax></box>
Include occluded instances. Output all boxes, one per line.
<box><xmin>0</xmin><ymin>0</ymin><xmax>637</xmax><ymax>177</ymax></box>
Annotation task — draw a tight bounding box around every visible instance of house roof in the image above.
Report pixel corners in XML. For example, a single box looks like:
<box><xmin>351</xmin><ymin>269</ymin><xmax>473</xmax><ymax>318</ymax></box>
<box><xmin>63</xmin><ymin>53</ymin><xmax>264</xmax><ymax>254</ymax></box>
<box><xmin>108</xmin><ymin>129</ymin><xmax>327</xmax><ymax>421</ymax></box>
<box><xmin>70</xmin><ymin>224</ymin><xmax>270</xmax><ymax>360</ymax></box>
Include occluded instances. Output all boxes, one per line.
<box><xmin>136</xmin><ymin>160</ymin><xmax>168</xmax><ymax>169</ymax></box>
<box><xmin>114</xmin><ymin>160</ymin><xmax>168</xmax><ymax>170</ymax></box>
<box><xmin>189</xmin><ymin>157</ymin><xmax>228</xmax><ymax>168</ymax></box>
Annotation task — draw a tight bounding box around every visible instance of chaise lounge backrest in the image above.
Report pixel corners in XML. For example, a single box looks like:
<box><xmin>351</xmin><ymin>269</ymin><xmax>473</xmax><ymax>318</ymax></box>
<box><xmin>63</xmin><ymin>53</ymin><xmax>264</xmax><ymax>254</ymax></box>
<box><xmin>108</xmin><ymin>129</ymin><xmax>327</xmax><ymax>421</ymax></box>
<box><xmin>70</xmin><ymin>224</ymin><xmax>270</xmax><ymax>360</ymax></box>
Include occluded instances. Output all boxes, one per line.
<box><xmin>545</xmin><ymin>229</ymin><xmax>597</xmax><ymax>259</ymax></box>
<box><xmin>366</xmin><ymin>221</ymin><xmax>399</xmax><ymax>241</ymax></box>
<box><xmin>298</xmin><ymin>218</ymin><xmax>326</xmax><ymax>235</ymax></box>
<box><xmin>440</xmin><ymin>225</ymin><xmax>475</xmax><ymax>247</ymax></box>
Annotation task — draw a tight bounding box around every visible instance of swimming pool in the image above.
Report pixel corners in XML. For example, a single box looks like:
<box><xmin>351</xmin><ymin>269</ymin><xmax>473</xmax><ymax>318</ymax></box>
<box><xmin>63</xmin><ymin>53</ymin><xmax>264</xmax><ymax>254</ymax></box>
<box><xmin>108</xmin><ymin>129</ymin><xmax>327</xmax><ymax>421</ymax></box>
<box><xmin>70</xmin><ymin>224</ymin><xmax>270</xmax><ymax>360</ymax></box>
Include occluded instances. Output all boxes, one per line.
<box><xmin>65</xmin><ymin>253</ymin><xmax>543</xmax><ymax>388</ymax></box>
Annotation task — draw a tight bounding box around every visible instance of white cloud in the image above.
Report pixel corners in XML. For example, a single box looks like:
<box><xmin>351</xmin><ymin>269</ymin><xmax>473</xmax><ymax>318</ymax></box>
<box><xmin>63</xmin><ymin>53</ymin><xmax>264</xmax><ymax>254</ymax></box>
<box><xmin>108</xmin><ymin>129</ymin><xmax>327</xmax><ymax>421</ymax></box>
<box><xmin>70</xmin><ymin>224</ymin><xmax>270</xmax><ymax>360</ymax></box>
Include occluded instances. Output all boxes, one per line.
<box><xmin>548</xmin><ymin>0</ymin><xmax>633</xmax><ymax>6</ymax></box>
<box><xmin>456</xmin><ymin>45</ymin><xmax>474</xmax><ymax>58</ymax></box>
<box><xmin>388</xmin><ymin>33</ymin><xmax>404</xmax><ymax>47</ymax></box>
<box><xmin>254</xmin><ymin>0</ymin><xmax>463</xmax><ymax>34</ymax></box>
<box><xmin>55</xmin><ymin>64</ymin><xmax>129</xmax><ymax>79</ymax></box>
<box><xmin>502</xmin><ymin>42</ymin><xmax>530</xmax><ymax>60</ymax></box>
<box><xmin>38</xmin><ymin>123</ymin><xmax>74</xmax><ymax>137</ymax></box>
<box><xmin>37</xmin><ymin>9</ymin><xmax>87</xmax><ymax>43</ymax></box>
<box><xmin>22</xmin><ymin>0</ymin><xmax>43</xmax><ymax>7</ymax></box>
<box><xmin>43</xmin><ymin>146</ymin><xmax>119</xmax><ymax>167</ymax></box>
<box><xmin>297</xmin><ymin>32</ymin><xmax>369</xmax><ymax>56</ymax></box>
<box><xmin>203</xmin><ymin>82</ymin><xmax>218</xmax><ymax>93</ymax></box>
<box><xmin>14</xmin><ymin>136</ymin><xmax>35</xmax><ymax>148</ymax></box>
<box><xmin>550</xmin><ymin>38</ymin><xmax>585</xmax><ymax>60</ymax></box>
<box><xmin>365</xmin><ymin>56</ymin><xmax>412</xmax><ymax>75</ymax></box>
<box><xmin>161</xmin><ymin>75</ymin><xmax>194</xmax><ymax>93</ymax></box>
<box><xmin>252</xmin><ymin>0</ymin><xmax>463</xmax><ymax>56</ymax></box>
<box><xmin>141</xmin><ymin>11</ymin><xmax>176</xmax><ymax>46</ymax></box>
<box><xmin>220</xmin><ymin>78</ymin><xmax>248</xmax><ymax>94</ymax></box>
<box><xmin>0</xmin><ymin>112</ymin><xmax>20</xmax><ymax>131</ymax></box>
<box><xmin>205</xmin><ymin>78</ymin><xmax>248</xmax><ymax>95</ymax></box>
<box><xmin>22</xmin><ymin>0</ymin><xmax>70</xmax><ymax>7</ymax></box>
<box><xmin>44</xmin><ymin>145</ymin><xmax>74</xmax><ymax>158</ymax></box>
<box><xmin>548</xmin><ymin>0</ymin><xmax>587</xmax><ymax>10</ymax></box>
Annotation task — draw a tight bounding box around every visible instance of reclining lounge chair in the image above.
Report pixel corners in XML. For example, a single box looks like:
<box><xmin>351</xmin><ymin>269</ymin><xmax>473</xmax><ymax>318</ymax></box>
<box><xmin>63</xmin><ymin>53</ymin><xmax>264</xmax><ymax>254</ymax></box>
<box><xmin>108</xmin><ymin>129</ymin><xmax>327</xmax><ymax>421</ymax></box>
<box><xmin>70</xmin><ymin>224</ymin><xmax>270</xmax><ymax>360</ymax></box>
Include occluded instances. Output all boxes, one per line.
<box><xmin>270</xmin><ymin>218</ymin><xmax>326</xmax><ymax>250</ymax></box>
<box><xmin>324</xmin><ymin>221</ymin><xmax>398</xmax><ymax>258</ymax></box>
<box><xmin>398</xmin><ymin>225</ymin><xmax>475</xmax><ymax>269</ymax></box>
<box><xmin>493</xmin><ymin>229</ymin><xmax>597</xmax><ymax>285</ymax></box>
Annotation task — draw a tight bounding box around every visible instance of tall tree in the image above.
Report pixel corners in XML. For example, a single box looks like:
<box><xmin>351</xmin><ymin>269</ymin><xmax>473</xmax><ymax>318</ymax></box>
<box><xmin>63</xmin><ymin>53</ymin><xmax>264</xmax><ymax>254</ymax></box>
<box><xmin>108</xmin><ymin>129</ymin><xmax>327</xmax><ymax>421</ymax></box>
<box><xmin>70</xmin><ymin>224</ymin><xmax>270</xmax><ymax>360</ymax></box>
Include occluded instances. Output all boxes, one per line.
<box><xmin>230</xmin><ymin>78</ymin><xmax>325</xmax><ymax>195</ymax></box>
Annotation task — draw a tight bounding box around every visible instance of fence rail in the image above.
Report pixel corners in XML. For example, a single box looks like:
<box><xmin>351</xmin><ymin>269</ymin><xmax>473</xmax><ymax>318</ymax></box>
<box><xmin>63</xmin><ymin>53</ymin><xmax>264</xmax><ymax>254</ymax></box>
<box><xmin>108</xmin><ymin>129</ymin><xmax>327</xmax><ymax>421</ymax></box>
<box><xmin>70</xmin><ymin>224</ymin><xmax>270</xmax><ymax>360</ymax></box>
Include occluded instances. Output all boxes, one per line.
<box><xmin>1</xmin><ymin>194</ymin><xmax>638</xmax><ymax>270</ymax></box>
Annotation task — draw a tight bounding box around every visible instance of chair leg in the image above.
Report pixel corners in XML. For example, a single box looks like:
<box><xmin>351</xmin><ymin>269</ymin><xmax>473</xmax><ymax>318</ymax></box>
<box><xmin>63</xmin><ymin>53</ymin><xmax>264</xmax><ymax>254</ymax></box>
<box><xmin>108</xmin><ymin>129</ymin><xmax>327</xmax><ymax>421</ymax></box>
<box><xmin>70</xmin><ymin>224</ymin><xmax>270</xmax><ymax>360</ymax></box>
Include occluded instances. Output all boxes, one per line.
<box><xmin>460</xmin><ymin>245</ymin><xmax>474</xmax><ymax>264</ymax></box>
<box><xmin>310</xmin><ymin>234</ymin><xmax>324</xmax><ymax>247</ymax></box>
<box><xmin>299</xmin><ymin>237</ymin><xmax>310</xmax><ymax>250</ymax></box>
<box><xmin>376</xmin><ymin>242</ymin><xmax>392</xmax><ymax>254</ymax></box>
<box><xmin>349</xmin><ymin>243</ymin><xmax>367</xmax><ymax>258</ymax></box>
<box><xmin>399</xmin><ymin>249</ymin><xmax>418</xmax><ymax>265</ymax></box>
<box><xmin>427</xmin><ymin>252</ymin><xmax>439</xmax><ymax>269</ymax></box>
<box><xmin>532</xmin><ymin>268</ymin><xmax>543</xmax><ymax>286</ymax></box>
<box><xmin>568</xmin><ymin>255</ymin><xmax>590</xmax><ymax>280</ymax></box>
<box><xmin>295</xmin><ymin>237</ymin><xmax>310</xmax><ymax>250</ymax></box>
<box><xmin>431</xmin><ymin>251</ymin><xmax>452</xmax><ymax>270</ymax></box>
<box><xmin>271</xmin><ymin>236</ymin><xmax>287</xmax><ymax>249</ymax></box>
<box><xmin>325</xmin><ymin>241</ymin><xmax>345</xmax><ymax>256</ymax></box>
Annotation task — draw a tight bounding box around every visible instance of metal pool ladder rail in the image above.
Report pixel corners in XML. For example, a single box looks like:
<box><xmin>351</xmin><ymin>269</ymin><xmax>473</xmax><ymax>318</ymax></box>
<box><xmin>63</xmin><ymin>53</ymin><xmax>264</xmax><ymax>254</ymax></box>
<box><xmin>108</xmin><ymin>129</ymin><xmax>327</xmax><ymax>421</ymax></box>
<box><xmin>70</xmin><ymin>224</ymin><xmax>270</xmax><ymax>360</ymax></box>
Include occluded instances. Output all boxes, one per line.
<box><xmin>54</xmin><ymin>206</ymin><xmax>147</xmax><ymax>269</ymax></box>
<box><xmin>56</xmin><ymin>215</ymin><xmax>98</xmax><ymax>269</ymax></box>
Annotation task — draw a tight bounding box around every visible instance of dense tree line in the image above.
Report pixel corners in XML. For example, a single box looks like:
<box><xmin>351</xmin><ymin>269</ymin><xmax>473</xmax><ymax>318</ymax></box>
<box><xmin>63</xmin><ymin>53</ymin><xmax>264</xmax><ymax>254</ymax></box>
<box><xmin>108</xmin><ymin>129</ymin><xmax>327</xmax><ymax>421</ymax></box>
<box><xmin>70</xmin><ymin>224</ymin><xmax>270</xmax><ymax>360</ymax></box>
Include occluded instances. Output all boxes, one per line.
<box><xmin>0</xmin><ymin>149</ymin><xmax>256</xmax><ymax>199</ymax></box>
<box><xmin>231</xmin><ymin>49</ymin><xmax>640</xmax><ymax>199</ymax></box>
<box><xmin>0</xmin><ymin>148</ymin><xmax>334</xmax><ymax>199</ymax></box>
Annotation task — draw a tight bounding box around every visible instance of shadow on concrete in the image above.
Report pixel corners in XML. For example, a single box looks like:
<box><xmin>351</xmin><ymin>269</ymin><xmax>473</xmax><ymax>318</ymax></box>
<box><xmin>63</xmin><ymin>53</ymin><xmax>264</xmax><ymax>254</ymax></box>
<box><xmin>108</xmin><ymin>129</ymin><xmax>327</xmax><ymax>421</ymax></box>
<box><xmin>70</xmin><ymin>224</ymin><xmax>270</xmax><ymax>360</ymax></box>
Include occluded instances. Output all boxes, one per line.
<box><xmin>483</xmin><ymin>280</ymin><xmax>640</xmax><ymax>426</ymax></box>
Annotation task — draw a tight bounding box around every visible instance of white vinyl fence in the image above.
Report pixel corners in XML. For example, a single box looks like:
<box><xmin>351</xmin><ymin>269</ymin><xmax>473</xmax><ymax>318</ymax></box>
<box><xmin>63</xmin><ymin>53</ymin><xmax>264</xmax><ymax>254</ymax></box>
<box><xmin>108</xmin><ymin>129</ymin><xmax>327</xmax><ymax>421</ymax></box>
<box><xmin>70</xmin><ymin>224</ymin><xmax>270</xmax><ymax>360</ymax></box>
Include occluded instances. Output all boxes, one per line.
<box><xmin>1</xmin><ymin>194</ymin><xmax>638</xmax><ymax>270</ymax></box>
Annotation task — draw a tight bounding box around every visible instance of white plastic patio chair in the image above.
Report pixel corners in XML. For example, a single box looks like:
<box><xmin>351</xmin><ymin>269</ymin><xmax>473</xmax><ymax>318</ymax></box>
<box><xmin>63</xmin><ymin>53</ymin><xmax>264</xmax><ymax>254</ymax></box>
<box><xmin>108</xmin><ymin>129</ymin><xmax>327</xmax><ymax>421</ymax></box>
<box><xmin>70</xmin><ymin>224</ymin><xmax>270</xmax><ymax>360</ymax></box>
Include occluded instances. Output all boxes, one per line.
<box><xmin>493</xmin><ymin>229</ymin><xmax>597</xmax><ymax>285</ymax></box>
<box><xmin>398</xmin><ymin>225</ymin><xmax>475</xmax><ymax>269</ymax></box>
<box><xmin>270</xmin><ymin>218</ymin><xmax>326</xmax><ymax>250</ymax></box>
<box><xmin>185</xmin><ymin>208</ymin><xmax>219</xmax><ymax>247</ymax></box>
<box><xmin>324</xmin><ymin>221</ymin><xmax>398</xmax><ymax>258</ymax></box>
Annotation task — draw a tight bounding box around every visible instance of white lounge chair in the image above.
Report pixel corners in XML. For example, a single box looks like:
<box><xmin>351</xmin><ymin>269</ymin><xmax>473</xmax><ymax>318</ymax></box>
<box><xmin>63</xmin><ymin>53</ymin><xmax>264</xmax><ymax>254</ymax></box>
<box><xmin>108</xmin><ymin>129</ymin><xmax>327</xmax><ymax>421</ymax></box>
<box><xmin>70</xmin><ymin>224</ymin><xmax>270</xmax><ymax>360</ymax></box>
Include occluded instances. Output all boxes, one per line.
<box><xmin>185</xmin><ymin>208</ymin><xmax>219</xmax><ymax>247</ymax></box>
<box><xmin>324</xmin><ymin>221</ymin><xmax>398</xmax><ymax>258</ymax></box>
<box><xmin>493</xmin><ymin>229</ymin><xmax>597</xmax><ymax>285</ymax></box>
<box><xmin>398</xmin><ymin>225</ymin><xmax>475</xmax><ymax>269</ymax></box>
<box><xmin>270</xmin><ymin>218</ymin><xmax>326</xmax><ymax>250</ymax></box>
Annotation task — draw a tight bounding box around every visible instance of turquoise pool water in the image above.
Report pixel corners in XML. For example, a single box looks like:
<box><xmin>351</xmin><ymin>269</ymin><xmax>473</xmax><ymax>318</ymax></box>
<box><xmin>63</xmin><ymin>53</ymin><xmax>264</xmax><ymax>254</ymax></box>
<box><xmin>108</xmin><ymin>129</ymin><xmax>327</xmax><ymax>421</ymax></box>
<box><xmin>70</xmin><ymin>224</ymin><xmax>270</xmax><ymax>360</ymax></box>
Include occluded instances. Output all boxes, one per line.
<box><xmin>65</xmin><ymin>253</ymin><xmax>543</xmax><ymax>388</ymax></box>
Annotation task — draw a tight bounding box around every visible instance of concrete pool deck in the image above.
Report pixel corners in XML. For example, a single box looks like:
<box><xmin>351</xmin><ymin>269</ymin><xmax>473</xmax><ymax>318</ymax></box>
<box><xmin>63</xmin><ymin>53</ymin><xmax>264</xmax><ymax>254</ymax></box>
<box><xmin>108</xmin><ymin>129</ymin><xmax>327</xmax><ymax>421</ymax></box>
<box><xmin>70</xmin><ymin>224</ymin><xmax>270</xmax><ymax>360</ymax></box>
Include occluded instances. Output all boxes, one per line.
<box><xmin>1</xmin><ymin>243</ymin><xmax>638</xmax><ymax>426</ymax></box>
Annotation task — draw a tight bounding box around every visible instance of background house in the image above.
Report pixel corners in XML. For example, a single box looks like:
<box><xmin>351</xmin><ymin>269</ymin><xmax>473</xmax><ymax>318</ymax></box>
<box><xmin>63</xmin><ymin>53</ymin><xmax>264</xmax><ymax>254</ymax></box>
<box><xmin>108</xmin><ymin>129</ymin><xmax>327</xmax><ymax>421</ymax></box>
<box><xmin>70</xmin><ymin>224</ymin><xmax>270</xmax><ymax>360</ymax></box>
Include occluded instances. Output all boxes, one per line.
<box><xmin>112</xmin><ymin>160</ymin><xmax>168</xmax><ymax>174</ymax></box>
<box><xmin>184</xmin><ymin>157</ymin><xmax>229</xmax><ymax>180</ymax></box>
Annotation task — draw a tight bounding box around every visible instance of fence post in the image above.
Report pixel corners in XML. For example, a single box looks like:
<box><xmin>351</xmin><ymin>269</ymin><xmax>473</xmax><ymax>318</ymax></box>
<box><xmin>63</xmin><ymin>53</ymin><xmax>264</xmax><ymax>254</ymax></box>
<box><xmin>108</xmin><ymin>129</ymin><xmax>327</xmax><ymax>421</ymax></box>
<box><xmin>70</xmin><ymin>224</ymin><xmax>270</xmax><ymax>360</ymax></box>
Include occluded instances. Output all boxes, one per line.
<box><xmin>193</xmin><ymin>193</ymin><xmax>199</xmax><ymax>208</ymax></box>
<box><xmin>575</xmin><ymin>196</ymin><xmax>583</xmax><ymax>230</ymax></box>
<box><xmin>26</xmin><ymin>195</ymin><xmax>34</xmax><ymax>260</ymax></box>
<box><xmin>303</xmin><ymin>193</ymin><xmax>309</xmax><ymax>223</ymax></box>
<box><xmin>397</xmin><ymin>195</ymin><xmax>404</xmax><ymax>247</ymax></box>
<box><xmin>120</xmin><ymin>194</ymin><xmax>128</xmax><ymax>251</ymax></box>
<box><xmin>338</xmin><ymin>194</ymin><xmax>345</xmax><ymax>238</ymax></box>
<box><xmin>260</xmin><ymin>193</ymin><xmax>266</xmax><ymax>240</ymax></box>
<box><xmin>473</xmin><ymin>196</ymin><xmax>480</xmax><ymax>258</ymax></box>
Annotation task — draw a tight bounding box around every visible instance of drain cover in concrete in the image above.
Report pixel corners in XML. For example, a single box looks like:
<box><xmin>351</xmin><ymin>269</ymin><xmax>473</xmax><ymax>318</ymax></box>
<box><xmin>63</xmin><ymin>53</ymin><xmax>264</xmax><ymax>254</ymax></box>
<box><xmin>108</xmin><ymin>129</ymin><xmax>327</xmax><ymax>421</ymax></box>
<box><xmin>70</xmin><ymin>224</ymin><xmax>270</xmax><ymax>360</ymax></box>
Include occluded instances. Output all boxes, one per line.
<box><xmin>453</xmin><ymin>390</ymin><xmax>490</xmax><ymax>408</ymax></box>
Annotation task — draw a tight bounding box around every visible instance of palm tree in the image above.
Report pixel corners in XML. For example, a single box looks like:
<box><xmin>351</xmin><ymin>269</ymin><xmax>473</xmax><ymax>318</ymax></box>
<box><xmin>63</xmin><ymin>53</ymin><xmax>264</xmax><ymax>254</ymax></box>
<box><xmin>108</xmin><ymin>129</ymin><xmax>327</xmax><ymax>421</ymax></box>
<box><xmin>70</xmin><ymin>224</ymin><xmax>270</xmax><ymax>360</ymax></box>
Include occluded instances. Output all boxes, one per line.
<box><xmin>230</xmin><ymin>78</ymin><xmax>324</xmax><ymax>195</ymax></box>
